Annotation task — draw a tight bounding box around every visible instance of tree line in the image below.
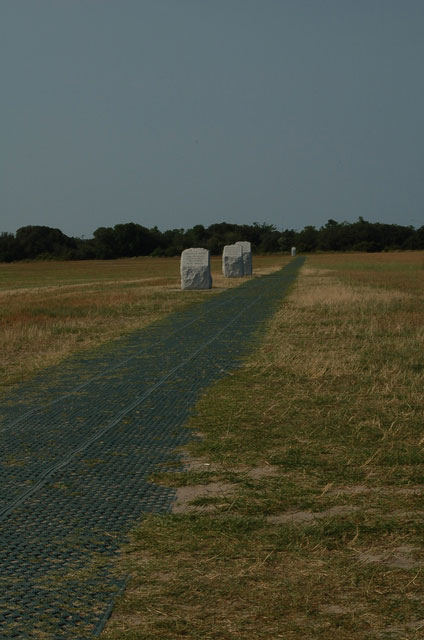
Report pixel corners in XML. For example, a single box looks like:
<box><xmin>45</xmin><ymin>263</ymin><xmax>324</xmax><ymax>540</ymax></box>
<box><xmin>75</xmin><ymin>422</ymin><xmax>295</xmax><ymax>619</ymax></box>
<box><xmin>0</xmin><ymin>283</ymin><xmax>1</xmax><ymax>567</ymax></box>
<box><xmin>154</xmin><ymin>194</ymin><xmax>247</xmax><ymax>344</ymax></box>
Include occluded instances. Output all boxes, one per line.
<box><xmin>0</xmin><ymin>218</ymin><xmax>423</xmax><ymax>262</ymax></box>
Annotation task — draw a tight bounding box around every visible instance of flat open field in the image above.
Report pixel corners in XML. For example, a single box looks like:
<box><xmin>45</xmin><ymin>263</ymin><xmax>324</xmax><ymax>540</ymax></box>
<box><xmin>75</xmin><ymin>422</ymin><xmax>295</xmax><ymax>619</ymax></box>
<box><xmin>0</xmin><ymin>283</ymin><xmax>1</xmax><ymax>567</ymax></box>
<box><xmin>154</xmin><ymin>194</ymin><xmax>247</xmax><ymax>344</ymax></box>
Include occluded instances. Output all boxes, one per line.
<box><xmin>0</xmin><ymin>254</ymin><xmax>288</xmax><ymax>389</ymax></box>
<box><xmin>3</xmin><ymin>251</ymin><xmax>424</xmax><ymax>638</ymax></box>
<box><xmin>102</xmin><ymin>251</ymin><xmax>424</xmax><ymax>640</ymax></box>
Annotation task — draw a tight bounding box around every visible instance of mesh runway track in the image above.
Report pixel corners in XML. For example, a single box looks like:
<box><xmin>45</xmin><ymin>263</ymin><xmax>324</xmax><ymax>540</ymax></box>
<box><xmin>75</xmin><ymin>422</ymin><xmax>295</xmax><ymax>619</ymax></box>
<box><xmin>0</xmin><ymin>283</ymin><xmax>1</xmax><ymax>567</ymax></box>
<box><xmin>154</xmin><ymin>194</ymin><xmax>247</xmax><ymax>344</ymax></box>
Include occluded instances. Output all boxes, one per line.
<box><xmin>0</xmin><ymin>258</ymin><xmax>304</xmax><ymax>639</ymax></box>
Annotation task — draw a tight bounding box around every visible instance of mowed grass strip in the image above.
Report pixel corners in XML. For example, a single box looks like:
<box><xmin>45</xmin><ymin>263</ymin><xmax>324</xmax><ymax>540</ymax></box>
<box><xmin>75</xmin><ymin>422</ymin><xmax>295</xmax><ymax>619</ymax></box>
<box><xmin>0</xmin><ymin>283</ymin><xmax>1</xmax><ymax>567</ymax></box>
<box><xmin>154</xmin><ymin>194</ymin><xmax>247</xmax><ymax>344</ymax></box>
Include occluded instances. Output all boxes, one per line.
<box><xmin>0</xmin><ymin>255</ymin><xmax>288</xmax><ymax>389</ymax></box>
<box><xmin>102</xmin><ymin>252</ymin><xmax>424</xmax><ymax>640</ymax></box>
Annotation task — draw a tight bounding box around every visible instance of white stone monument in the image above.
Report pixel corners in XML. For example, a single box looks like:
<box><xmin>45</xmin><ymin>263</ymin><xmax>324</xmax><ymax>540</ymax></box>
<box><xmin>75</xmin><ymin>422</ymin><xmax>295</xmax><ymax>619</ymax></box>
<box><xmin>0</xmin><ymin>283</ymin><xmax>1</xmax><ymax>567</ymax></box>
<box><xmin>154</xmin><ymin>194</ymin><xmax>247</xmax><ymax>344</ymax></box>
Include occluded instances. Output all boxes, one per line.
<box><xmin>235</xmin><ymin>241</ymin><xmax>252</xmax><ymax>275</ymax></box>
<box><xmin>222</xmin><ymin>244</ymin><xmax>244</xmax><ymax>278</ymax></box>
<box><xmin>180</xmin><ymin>248</ymin><xmax>212</xmax><ymax>290</ymax></box>
<box><xmin>291</xmin><ymin>247</ymin><xmax>296</xmax><ymax>257</ymax></box>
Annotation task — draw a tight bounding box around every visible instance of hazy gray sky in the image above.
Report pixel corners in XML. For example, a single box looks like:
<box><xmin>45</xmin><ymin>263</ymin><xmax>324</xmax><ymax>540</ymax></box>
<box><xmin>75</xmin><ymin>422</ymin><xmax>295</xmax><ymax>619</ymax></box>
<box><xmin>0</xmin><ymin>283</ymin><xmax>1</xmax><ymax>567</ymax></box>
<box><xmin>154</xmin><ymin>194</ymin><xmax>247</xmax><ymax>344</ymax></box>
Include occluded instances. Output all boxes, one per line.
<box><xmin>2</xmin><ymin>0</ymin><xmax>424</xmax><ymax>237</ymax></box>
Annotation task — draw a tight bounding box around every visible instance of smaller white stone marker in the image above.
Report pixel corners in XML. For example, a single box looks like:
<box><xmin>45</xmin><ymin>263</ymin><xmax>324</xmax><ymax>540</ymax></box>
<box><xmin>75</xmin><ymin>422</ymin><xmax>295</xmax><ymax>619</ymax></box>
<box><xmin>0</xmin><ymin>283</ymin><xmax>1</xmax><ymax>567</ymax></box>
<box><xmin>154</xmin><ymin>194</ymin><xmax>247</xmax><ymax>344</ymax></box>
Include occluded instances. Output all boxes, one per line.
<box><xmin>180</xmin><ymin>248</ymin><xmax>212</xmax><ymax>290</ymax></box>
<box><xmin>291</xmin><ymin>247</ymin><xmax>297</xmax><ymax>257</ymax></box>
<box><xmin>222</xmin><ymin>244</ymin><xmax>244</xmax><ymax>278</ymax></box>
<box><xmin>235</xmin><ymin>241</ymin><xmax>252</xmax><ymax>275</ymax></box>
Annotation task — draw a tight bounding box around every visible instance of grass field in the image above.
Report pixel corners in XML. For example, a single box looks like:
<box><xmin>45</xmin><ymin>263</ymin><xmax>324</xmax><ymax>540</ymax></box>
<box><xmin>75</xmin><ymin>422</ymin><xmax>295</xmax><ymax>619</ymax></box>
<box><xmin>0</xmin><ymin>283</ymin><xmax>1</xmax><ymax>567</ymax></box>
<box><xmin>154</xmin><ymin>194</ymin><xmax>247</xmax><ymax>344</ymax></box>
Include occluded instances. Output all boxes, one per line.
<box><xmin>0</xmin><ymin>254</ymin><xmax>287</xmax><ymax>389</ymax></box>
<box><xmin>101</xmin><ymin>251</ymin><xmax>424</xmax><ymax>640</ymax></box>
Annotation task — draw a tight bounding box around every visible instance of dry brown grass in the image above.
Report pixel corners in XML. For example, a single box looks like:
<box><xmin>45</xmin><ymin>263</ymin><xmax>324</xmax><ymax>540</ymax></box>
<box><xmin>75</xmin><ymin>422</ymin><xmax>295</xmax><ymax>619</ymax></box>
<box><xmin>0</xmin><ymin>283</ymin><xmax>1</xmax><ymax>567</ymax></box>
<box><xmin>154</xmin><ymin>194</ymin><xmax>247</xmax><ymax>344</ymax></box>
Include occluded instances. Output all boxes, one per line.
<box><xmin>254</xmin><ymin>265</ymin><xmax>423</xmax><ymax>381</ymax></box>
<box><xmin>308</xmin><ymin>251</ymin><xmax>424</xmax><ymax>295</ymax></box>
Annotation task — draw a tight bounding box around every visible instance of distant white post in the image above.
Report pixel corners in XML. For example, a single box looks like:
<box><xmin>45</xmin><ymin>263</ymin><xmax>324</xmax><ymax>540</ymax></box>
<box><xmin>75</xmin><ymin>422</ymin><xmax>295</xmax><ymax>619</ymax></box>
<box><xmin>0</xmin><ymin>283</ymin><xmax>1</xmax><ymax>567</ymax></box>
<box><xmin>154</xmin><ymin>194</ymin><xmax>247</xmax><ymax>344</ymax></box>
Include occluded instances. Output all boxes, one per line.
<box><xmin>180</xmin><ymin>248</ymin><xmax>212</xmax><ymax>290</ymax></box>
<box><xmin>222</xmin><ymin>244</ymin><xmax>244</xmax><ymax>277</ymax></box>
<box><xmin>235</xmin><ymin>241</ymin><xmax>252</xmax><ymax>275</ymax></box>
<box><xmin>291</xmin><ymin>247</ymin><xmax>296</xmax><ymax>257</ymax></box>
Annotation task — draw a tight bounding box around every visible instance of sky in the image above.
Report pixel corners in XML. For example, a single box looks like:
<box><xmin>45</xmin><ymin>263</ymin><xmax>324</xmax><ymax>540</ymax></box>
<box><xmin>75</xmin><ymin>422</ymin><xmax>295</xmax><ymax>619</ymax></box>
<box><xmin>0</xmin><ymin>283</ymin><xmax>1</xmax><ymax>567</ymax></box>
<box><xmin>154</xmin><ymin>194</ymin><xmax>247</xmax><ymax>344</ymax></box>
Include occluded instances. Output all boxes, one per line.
<box><xmin>2</xmin><ymin>0</ymin><xmax>424</xmax><ymax>238</ymax></box>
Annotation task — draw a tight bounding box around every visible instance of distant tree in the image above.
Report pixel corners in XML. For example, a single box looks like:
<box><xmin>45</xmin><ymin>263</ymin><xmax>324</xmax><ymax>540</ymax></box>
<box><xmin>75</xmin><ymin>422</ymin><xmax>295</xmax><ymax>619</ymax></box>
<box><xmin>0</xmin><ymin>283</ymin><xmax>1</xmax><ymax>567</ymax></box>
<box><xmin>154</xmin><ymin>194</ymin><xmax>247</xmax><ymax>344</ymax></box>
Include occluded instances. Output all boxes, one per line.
<box><xmin>113</xmin><ymin>223</ymin><xmax>157</xmax><ymax>257</ymax></box>
<box><xmin>402</xmin><ymin>225</ymin><xmax>424</xmax><ymax>250</ymax></box>
<box><xmin>317</xmin><ymin>219</ymin><xmax>349</xmax><ymax>251</ymax></box>
<box><xmin>71</xmin><ymin>237</ymin><xmax>98</xmax><ymax>260</ymax></box>
<box><xmin>351</xmin><ymin>240</ymin><xmax>382</xmax><ymax>252</ymax></box>
<box><xmin>2</xmin><ymin>217</ymin><xmax>422</xmax><ymax>263</ymax></box>
<box><xmin>0</xmin><ymin>232</ymin><xmax>22</xmax><ymax>262</ymax></box>
<box><xmin>93</xmin><ymin>227</ymin><xmax>117</xmax><ymax>259</ymax></box>
<box><xmin>278</xmin><ymin>229</ymin><xmax>296</xmax><ymax>252</ymax></box>
<box><xmin>158</xmin><ymin>228</ymin><xmax>187</xmax><ymax>256</ymax></box>
<box><xmin>149</xmin><ymin>226</ymin><xmax>166</xmax><ymax>253</ymax></box>
<box><xmin>257</xmin><ymin>226</ymin><xmax>281</xmax><ymax>252</ymax></box>
<box><xmin>349</xmin><ymin>218</ymin><xmax>381</xmax><ymax>250</ymax></box>
<box><xmin>185</xmin><ymin>224</ymin><xmax>208</xmax><ymax>248</ymax></box>
<box><xmin>15</xmin><ymin>226</ymin><xmax>76</xmax><ymax>259</ymax></box>
<box><xmin>296</xmin><ymin>225</ymin><xmax>319</xmax><ymax>252</ymax></box>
